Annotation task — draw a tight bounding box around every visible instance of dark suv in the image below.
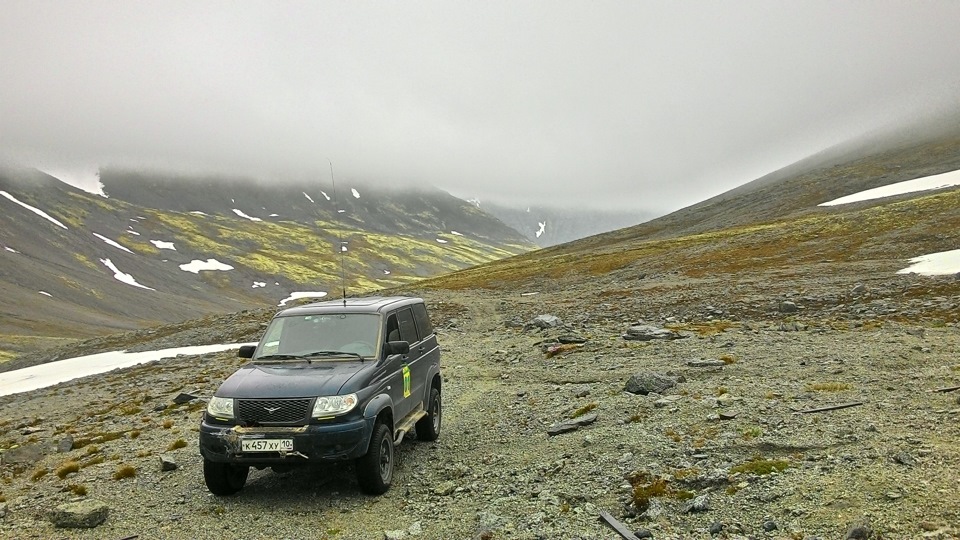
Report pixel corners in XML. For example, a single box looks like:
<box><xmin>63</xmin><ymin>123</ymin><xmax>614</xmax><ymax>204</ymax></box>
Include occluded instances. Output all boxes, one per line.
<box><xmin>199</xmin><ymin>296</ymin><xmax>442</xmax><ymax>495</ymax></box>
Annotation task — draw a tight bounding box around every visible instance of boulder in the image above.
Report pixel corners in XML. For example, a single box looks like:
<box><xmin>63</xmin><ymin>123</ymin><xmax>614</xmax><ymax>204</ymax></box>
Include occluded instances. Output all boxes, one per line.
<box><xmin>526</xmin><ymin>315</ymin><xmax>562</xmax><ymax>329</ymax></box>
<box><xmin>48</xmin><ymin>500</ymin><xmax>109</xmax><ymax>528</ymax></box>
<box><xmin>624</xmin><ymin>372</ymin><xmax>679</xmax><ymax>395</ymax></box>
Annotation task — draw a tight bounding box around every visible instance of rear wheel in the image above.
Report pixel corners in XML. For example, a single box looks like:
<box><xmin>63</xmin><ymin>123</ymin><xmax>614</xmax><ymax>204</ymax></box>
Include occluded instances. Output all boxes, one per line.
<box><xmin>356</xmin><ymin>422</ymin><xmax>394</xmax><ymax>495</ymax></box>
<box><xmin>203</xmin><ymin>459</ymin><xmax>249</xmax><ymax>496</ymax></box>
<box><xmin>416</xmin><ymin>387</ymin><xmax>441</xmax><ymax>441</ymax></box>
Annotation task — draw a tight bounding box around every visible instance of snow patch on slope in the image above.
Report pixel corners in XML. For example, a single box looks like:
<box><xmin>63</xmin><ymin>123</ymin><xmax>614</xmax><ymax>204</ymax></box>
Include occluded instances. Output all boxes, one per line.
<box><xmin>0</xmin><ymin>191</ymin><xmax>68</xmax><ymax>229</ymax></box>
<box><xmin>100</xmin><ymin>258</ymin><xmax>154</xmax><ymax>290</ymax></box>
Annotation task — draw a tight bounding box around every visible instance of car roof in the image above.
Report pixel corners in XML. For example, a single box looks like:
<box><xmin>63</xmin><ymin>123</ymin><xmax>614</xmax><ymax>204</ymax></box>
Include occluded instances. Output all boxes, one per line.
<box><xmin>275</xmin><ymin>296</ymin><xmax>423</xmax><ymax>317</ymax></box>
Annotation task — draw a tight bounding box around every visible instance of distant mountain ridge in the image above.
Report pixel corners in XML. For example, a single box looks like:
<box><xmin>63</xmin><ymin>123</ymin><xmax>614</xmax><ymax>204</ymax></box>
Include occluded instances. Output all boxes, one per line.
<box><xmin>476</xmin><ymin>201</ymin><xmax>655</xmax><ymax>248</ymax></box>
<box><xmin>0</xmin><ymin>167</ymin><xmax>534</xmax><ymax>355</ymax></box>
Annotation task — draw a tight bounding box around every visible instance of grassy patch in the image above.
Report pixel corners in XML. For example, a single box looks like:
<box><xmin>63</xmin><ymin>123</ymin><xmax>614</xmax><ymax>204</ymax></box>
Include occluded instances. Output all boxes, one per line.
<box><xmin>113</xmin><ymin>465</ymin><xmax>136</xmax><ymax>480</ymax></box>
<box><xmin>570</xmin><ymin>403</ymin><xmax>597</xmax><ymax>419</ymax></box>
<box><xmin>55</xmin><ymin>461</ymin><xmax>81</xmax><ymax>479</ymax></box>
<box><xmin>167</xmin><ymin>438</ymin><xmax>187</xmax><ymax>451</ymax></box>
<box><xmin>628</xmin><ymin>471</ymin><xmax>695</xmax><ymax>511</ymax></box>
<box><xmin>68</xmin><ymin>484</ymin><xmax>87</xmax><ymax>496</ymax></box>
<box><xmin>730</xmin><ymin>458</ymin><xmax>790</xmax><ymax>476</ymax></box>
<box><xmin>30</xmin><ymin>467</ymin><xmax>49</xmax><ymax>481</ymax></box>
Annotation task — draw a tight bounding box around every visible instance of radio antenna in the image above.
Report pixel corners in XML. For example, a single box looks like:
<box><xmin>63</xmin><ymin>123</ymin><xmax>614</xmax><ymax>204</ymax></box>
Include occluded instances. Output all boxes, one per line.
<box><xmin>328</xmin><ymin>160</ymin><xmax>347</xmax><ymax>307</ymax></box>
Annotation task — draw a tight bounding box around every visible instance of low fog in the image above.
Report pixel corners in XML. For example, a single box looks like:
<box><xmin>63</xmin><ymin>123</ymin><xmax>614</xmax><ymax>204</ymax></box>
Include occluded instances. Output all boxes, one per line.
<box><xmin>2</xmin><ymin>1</ymin><xmax>960</xmax><ymax>213</ymax></box>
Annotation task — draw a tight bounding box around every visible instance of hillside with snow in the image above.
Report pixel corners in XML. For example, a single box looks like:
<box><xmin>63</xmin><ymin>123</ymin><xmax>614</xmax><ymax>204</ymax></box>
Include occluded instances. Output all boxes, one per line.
<box><xmin>0</xmin><ymin>167</ymin><xmax>534</xmax><ymax>357</ymax></box>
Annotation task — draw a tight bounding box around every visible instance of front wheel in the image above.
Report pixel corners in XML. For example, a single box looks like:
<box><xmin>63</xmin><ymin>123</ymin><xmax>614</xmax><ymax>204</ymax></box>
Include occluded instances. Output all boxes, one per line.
<box><xmin>203</xmin><ymin>459</ymin><xmax>249</xmax><ymax>496</ymax></box>
<box><xmin>416</xmin><ymin>387</ymin><xmax>441</xmax><ymax>441</ymax></box>
<box><xmin>356</xmin><ymin>422</ymin><xmax>394</xmax><ymax>495</ymax></box>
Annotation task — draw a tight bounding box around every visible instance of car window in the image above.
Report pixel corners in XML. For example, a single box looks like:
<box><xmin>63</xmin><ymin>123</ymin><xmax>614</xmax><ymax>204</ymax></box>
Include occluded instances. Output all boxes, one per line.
<box><xmin>396</xmin><ymin>308</ymin><xmax>420</xmax><ymax>344</ymax></box>
<box><xmin>412</xmin><ymin>303</ymin><xmax>433</xmax><ymax>337</ymax></box>
<box><xmin>385</xmin><ymin>314</ymin><xmax>401</xmax><ymax>342</ymax></box>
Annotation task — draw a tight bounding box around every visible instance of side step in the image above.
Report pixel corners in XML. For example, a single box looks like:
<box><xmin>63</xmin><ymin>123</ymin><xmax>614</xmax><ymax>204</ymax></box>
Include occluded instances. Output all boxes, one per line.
<box><xmin>393</xmin><ymin>404</ymin><xmax>426</xmax><ymax>445</ymax></box>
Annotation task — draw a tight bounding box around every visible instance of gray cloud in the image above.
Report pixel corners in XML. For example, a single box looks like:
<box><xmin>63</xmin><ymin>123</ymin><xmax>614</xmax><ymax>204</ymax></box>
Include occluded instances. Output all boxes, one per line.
<box><xmin>2</xmin><ymin>1</ymin><xmax>959</xmax><ymax>212</ymax></box>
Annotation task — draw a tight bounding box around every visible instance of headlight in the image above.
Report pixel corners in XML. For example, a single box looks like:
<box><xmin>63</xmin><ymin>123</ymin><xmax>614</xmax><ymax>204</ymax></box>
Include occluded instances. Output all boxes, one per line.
<box><xmin>312</xmin><ymin>393</ymin><xmax>358</xmax><ymax>417</ymax></box>
<box><xmin>207</xmin><ymin>396</ymin><xmax>235</xmax><ymax>419</ymax></box>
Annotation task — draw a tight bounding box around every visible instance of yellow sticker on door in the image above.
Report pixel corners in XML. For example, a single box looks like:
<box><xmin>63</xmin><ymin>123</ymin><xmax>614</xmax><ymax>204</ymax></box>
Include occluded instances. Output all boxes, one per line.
<box><xmin>402</xmin><ymin>365</ymin><xmax>411</xmax><ymax>398</ymax></box>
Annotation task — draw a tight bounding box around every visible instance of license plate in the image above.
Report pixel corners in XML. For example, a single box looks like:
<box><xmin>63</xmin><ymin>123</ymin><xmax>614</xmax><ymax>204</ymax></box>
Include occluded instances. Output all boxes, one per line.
<box><xmin>241</xmin><ymin>438</ymin><xmax>293</xmax><ymax>452</ymax></box>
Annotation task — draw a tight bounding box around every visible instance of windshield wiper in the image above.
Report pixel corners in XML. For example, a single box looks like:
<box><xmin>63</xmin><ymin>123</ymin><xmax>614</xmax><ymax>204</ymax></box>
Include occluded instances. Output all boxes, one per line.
<box><xmin>300</xmin><ymin>350</ymin><xmax>365</xmax><ymax>361</ymax></box>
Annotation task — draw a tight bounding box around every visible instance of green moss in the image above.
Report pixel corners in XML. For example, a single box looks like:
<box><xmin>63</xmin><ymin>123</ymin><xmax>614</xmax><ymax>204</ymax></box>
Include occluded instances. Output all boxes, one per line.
<box><xmin>570</xmin><ymin>402</ymin><xmax>597</xmax><ymax>418</ymax></box>
<box><xmin>729</xmin><ymin>458</ymin><xmax>790</xmax><ymax>476</ymax></box>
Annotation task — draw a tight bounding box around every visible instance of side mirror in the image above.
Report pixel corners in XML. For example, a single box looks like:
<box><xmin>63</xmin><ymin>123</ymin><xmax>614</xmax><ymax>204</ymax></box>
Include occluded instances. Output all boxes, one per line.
<box><xmin>238</xmin><ymin>345</ymin><xmax>256</xmax><ymax>358</ymax></box>
<box><xmin>382</xmin><ymin>340</ymin><xmax>410</xmax><ymax>357</ymax></box>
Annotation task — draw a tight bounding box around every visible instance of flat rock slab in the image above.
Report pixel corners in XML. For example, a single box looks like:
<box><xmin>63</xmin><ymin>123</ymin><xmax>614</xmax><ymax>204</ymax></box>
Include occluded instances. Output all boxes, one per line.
<box><xmin>49</xmin><ymin>500</ymin><xmax>109</xmax><ymax>528</ymax></box>
<box><xmin>625</xmin><ymin>372</ymin><xmax>680</xmax><ymax>395</ymax></box>
<box><xmin>623</xmin><ymin>324</ymin><xmax>684</xmax><ymax>341</ymax></box>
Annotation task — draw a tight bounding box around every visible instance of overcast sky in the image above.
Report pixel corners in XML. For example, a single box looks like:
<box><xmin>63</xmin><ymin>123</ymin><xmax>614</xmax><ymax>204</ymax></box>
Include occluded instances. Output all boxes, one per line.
<box><xmin>2</xmin><ymin>1</ymin><xmax>959</xmax><ymax>213</ymax></box>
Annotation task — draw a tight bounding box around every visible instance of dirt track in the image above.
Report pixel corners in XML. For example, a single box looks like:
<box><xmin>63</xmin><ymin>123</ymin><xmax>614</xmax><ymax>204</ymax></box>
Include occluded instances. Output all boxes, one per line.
<box><xmin>0</xmin><ymin>267</ymin><xmax>959</xmax><ymax>539</ymax></box>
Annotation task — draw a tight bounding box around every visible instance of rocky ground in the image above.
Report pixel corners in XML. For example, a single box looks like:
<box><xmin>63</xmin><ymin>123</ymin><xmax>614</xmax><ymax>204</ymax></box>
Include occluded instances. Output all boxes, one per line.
<box><xmin>0</xmin><ymin>264</ymin><xmax>958</xmax><ymax>540</ymax></box>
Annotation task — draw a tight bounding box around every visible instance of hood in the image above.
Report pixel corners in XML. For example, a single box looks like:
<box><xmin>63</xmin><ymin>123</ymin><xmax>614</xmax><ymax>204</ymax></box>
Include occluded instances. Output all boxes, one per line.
<box><xmin>215</xmin><ymin>362</ymin><xmax>366</xmax><ymax>398</ymax></box>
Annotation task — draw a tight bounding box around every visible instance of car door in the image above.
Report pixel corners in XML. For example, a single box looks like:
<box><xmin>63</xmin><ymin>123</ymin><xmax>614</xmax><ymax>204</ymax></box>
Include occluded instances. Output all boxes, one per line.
<box><xmin>411</xmin><ymin>302</ymin><xmax>439</xmax><ymax>408</ymax></box>
<box><xmin>383</xmin><ymin>311</ymin><xmax>412</xmax><ymax>421</ymax></box>
<box><xmin>394</xmin><ymin>307</ymin><xmax>423</xmax><ymax>419</ymax></box>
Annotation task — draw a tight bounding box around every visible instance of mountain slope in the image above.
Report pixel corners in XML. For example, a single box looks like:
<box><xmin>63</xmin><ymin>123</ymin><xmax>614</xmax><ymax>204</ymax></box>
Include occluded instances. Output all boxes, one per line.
<box><xmin>422</xmin><ymin>121</ymin><xmax>960</xmax><ymax>299</ymax></box>
<box><xmin>0</xmin><ymin>167</ymin><xmax>534</xmax><ymax>355</ymax></box>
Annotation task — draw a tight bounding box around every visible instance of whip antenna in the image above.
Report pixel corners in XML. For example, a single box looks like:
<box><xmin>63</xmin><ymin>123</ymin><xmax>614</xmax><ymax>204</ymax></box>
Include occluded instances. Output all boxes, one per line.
<box><xmin>329</xmin><ymin>161</ymin><xmax>347</xmax><ymax>307</ymax></box>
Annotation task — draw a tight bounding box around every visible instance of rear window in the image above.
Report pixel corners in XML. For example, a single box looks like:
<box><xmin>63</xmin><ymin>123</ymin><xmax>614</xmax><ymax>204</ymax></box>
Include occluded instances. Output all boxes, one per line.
<box><xmin>412</xmin><ymin>302</ymin><xmax>434</xmax><ymax>337</ymax></box>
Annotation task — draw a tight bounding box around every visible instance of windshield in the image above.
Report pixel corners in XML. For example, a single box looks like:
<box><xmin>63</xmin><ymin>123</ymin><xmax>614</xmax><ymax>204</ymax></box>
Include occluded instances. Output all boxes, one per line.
<box><xmin>255</xmin><ymin>313</ymin><xmax>381</xmax><ymax>360</ymax></box>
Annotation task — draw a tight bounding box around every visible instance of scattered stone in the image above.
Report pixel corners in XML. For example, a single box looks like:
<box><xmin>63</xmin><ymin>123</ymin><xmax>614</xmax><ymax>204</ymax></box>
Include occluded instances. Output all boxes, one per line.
<box><xmin>624</xmin><ymin>372</ymin><xmax>679</xmax><ymax>395</ymax></box>
<box><xmin>526</xmin><ymin>315</ymin><xmax>562</xmax><ymax>330</ymax></box>
<box><xmin>905</xmin><ymin>327</ymin><xmax>925</xmax><ymax>338</ymax></box>
<box><xmin>851</xmin><ymin>283</ymin><xmax>867</xmax><ymax>295</ymax></box>
<box><xmin>159</xmin><ymin>455</ymin><xmax>178</xmax><ymax>472</ymax></box>
<box><xmin>633</xmin><ymin>529</ymin><xmax>653</xmax><ymax>539</ymax></box>
<box><xmin>572</xmin><ymin>385</ymin><xmax>591</xmax><ymax>398</ymax></box>
<box><xmin>48</xmin><ymin>500</ymin><xmax>109</xmax><ymax>529</ymax></box>
<box><xmin>844</xmin><ymin>519</ymin><xmax>872</xmax><ymax>539</ymax></box>
<box><xmin>434</xmin><ymin>481</ymin><xmax>457</xmax><ymax>496</ymax></box>
<box><xmin>684</xmin><ymin>494</ymin><xmax>710</xmax><ymax>513</ymax></box>
<box><xmin>779</xmin><ymin>321</ymin><xmax>808</xmax><ymax>332</ymax></box>
<box><xmin>0</xmin><ymin>502</ymin><xmax>7</xmax><ymax>518</ymax></box>
<box><xmin>547</xmin><ymin>414</ymin><xmax>597</xmax><ymax>436</ymax></box>
<box><xmin>687</xmin><ymin>359</ymin><xmax>726</xmax><ymax>368</ymax></box>
<box><xmin>1</xmin><ymin>442</ymin><xmax>48</xmax><ymax>465</ymax></box>
<box><xmin>21</xmin><ymin>426</ymin><xmax>44</xmax><ymax>436</ymax></box>
<box><xmin>383</xmin><ymin>530</ymin><xmax>407</xmax><ymax>540</ymax></box>
<box><xmin>718</xmin><ymin>411</ymin><xmax>738</xmax><ymax>420</ymax></box>
<box><xmin>893</xmin><ymin>452</ymin><xmax>917</xmax><ymax>466</ymax></box>
<box><xmin>763</xmin><ymin>520</ymin><xmax>778</xmax><ymax>532</ymax></box>
<box><xmin>407</xmin><ymin>521</ymin><xmax>422</xmax><ymax>536</ymax></box>
<box><xmin>708</xmin><ymin>521</ymin><xmax>724</xmax><ymax>535</ymax></box>
<box><xmin>571</xmin><ymin>413</ymin><xmax>598</xmax><ymax>427</ymax></box>
<box><xmin>172</xmin><ymin>392</ymin><xmax>199</xmax><ymax>405</ymax></box>
<box><xmin>477</xmin><ymin>511</ymin><xmax>505</xmax><ymax>533</ymax></box>
<box><xmin>778</xmin><ymin>301</ymin><xmax>800</xmax><ymax>313</ymax></box>
<box><xmin>557</xmin><ymin>334</ymin><xmax>587</xmax><ymax>344</ymax></box>
<box><xmin>623</xmin><ymin>324</ymin><xmax>683</xmax><ymax>341</ymax></box>
<box><xmin>654</xmin><ymin>395</ymin><xmax>684</xmax><ymax>408</ymax></box>
<box><xmin>58</xmin><ymin>435</ymin><xmax>74</xmax><ymax>453</ymax></box>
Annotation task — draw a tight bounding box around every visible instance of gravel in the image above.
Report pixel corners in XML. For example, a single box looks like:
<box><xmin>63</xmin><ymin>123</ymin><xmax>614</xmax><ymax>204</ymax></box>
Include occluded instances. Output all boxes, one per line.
<box><xmin>0</xmin><ymin>267</ymin><xmax>958</xmax><ymax>539</ymax></box>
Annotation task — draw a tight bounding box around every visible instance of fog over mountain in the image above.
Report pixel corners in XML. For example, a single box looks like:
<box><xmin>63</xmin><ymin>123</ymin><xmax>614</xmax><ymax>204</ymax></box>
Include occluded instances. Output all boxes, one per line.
<box><xmin>2</xmin><ymin>2</ymin><xmax>960</xmax><ymax>213</ymax></box>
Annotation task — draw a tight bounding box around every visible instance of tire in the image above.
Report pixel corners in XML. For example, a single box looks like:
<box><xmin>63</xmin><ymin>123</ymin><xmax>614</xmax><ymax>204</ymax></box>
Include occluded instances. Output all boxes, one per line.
<box><xmin>416</xmin><ymin>387</ymin><xmax>441</xmax><ymax>441</ymax></box>
<box><xmin>203</xmin><ymin>459</ymin><xmax>249</xmax><ymax>496</ymax></box>
<box><xmin>356</xmin><ymin>422</ymin><xmax>394</xmax><ymax>495</ymax></box>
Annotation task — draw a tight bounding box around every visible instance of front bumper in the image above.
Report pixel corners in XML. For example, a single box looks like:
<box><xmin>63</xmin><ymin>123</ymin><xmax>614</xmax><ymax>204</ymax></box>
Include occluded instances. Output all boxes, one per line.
<box><xmin>199</xmin><ymin>417</ymin><xmax>373</xmax><ymax>464</ymax></box>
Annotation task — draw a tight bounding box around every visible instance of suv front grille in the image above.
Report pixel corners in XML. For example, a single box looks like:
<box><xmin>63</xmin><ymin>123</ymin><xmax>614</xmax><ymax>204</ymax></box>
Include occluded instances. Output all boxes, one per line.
<box><xmin>237</xmin><ymin>399</ymin><xmax>311</xmax><ymax>424</ymax></box>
